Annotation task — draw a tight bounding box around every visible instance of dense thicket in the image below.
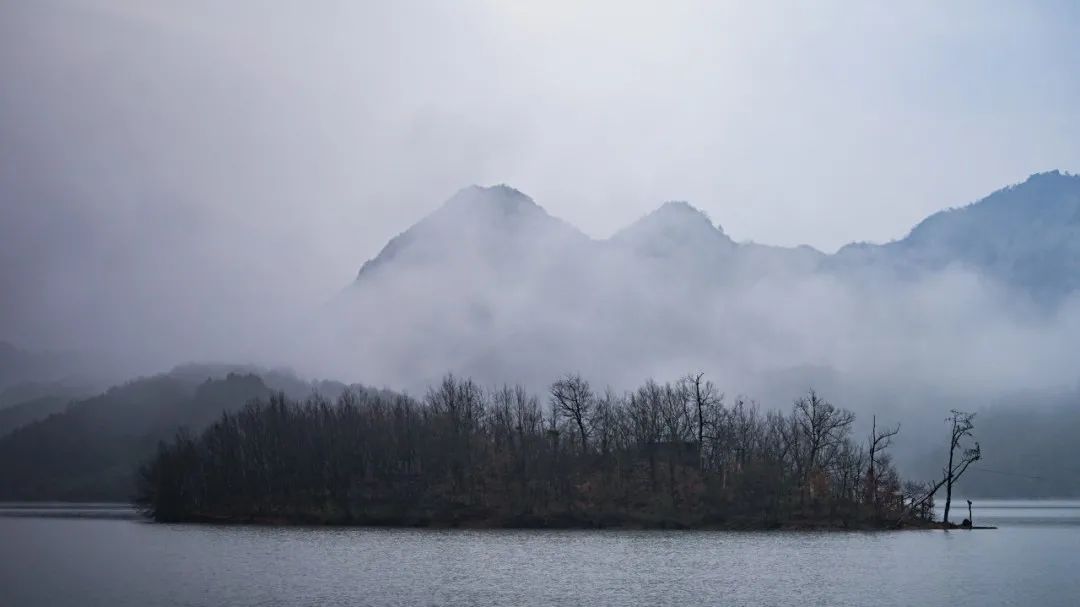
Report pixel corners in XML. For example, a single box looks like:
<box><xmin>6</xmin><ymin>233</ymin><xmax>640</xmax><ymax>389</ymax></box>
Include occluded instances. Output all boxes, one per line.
<box><xmin>138</xmin><ymin>373</ymin><xmax>929</xmax><ymax>528</ymax></box>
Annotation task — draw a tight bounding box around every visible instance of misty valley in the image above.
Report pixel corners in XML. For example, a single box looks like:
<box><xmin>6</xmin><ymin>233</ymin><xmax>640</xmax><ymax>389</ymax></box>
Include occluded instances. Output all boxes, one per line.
<box><xmin>5</xmin><ymin>2</ymin><xmax>1080</xmax><ymax>600</ymax></box>
<box><xmin>2</xmin><ymin>170</ymin><xmax>1079</xmax><ymax>603</ymax></box>
<box><xmin>5</xmin><ymin>170</ymin><xmax>1080</xmax><ymax>602</ymax></box>
<box><xmin>3</xmin><ymin>172</ymin><xmax>1080</xmax><ymax>516</ymax></box>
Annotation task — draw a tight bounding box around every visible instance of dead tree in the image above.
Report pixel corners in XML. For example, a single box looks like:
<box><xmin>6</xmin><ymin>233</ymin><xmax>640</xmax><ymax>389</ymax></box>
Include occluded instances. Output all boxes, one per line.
<box><xmin>865</xmin><ymin>415</ymin><xmax>900</xmax><ymax>515</ymax></box>
<box><xmin>685</xmin><ymin>372</ymin><xmax>722</xmax><ymax>471</ymax></box>
<box><xmin>550</xmin><ymin>374</ymin><xmax>594</xmax><ymax>453</ymax></box>
<box><xmin>902</xmin><ymin>480</ymin><xmax>935</xmax><ymax>521</ymax></box>
<box><xmin>943</xmin><ymin>410</ymin><xmax>980</xmax><ymax>525</ymax></box>
<box><xmin>590</xmin><ymin>387</ymin><xmax>620</xmax><ymax>457</ymax></box>
<box><xmin>790</xmin><ymin>390</ymin><xmax>855</xmax><ymax>503</ymax></box>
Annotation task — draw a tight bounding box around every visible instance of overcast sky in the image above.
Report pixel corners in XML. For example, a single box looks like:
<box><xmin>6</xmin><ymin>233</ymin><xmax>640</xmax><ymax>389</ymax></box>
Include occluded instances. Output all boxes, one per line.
<box><xmin>2</xmin><ymin>0</ymin><xmax>1080</xmax><ymax>356</ymax></box>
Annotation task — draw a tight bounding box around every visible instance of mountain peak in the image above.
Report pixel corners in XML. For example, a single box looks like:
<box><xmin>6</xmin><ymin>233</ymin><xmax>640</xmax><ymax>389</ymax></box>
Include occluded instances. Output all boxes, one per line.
<box><xmin>907</xmin><ymin>169</ymin><xmax>1080</xmax><ymax>238</ymax></box>
<box><xmin>611</xmin><ymin>200</ymin><xmax>734</xmax><ymax>258</ymax></box>
<box><xmin>827</xmin><ymin>168</ymin><xmax>1080</xmax><ymax>297</ymax></box>
<box><xmin>1022</xmin><ymin>169</ymin><xmax>1074</xmax><ymax>184</ymax></box>
<box><xmin>651</xmin><ymin>200</ymin><xmax>720</xmax><ymax>232</ymax></box>
<box><xmin>440</xmin><ymin>184</ymin><xmax>543</xmax><ymax>218</ymax></box>
<box><xmin>354</xmin><ymin>184</ymin><xmax>587</xmax><ymax>282</ymax></box>
<box><xmin>617</xmin><ymin>199</ymin><xmax>725</xmax><ymax>235</ymax></box>
<box><xmin>615</xmin><ymin>200</ymin><xmax>724</xmax><ymax>239</ymax></box>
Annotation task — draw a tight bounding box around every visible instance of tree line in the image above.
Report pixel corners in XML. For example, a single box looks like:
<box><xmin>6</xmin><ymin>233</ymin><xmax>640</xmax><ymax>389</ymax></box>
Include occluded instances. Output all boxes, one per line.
<box><xmin>137</xmin><ymin>372</ymin><xmax>947</xmax><ymax>528</ymax></box>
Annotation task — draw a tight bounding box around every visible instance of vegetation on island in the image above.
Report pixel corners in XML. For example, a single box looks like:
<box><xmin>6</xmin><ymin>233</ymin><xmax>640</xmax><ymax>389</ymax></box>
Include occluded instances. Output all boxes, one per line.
<box><xmin>137</xmin><ymin>373</ymin><xmax>951</xmax><ymax>529</ymax></box>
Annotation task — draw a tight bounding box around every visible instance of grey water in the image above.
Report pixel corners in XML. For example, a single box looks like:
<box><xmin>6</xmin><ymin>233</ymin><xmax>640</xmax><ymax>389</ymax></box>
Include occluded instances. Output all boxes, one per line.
<box><xmin>1</xmin><ymin>501</ymin><xmax>1077</xmax><ymax>607</ymax></box>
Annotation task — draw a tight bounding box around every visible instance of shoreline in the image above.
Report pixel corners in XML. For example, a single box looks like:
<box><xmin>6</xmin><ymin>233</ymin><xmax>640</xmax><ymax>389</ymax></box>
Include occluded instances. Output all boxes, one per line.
<box><xmin>147</xmin><ymin>511</ymin><xmax>957</xmax><ymax>531</ymax></box>
<box><xmin>0</xmin><ymin>502</ymin><xmax>997</xmax><ymax>530</ymax></box>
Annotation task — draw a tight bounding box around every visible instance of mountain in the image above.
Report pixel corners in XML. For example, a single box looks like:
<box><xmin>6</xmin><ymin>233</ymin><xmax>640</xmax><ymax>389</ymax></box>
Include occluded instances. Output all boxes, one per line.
<box><xmin>355</xmin><ymin>184</ymin><xmax>592</xmax><ymax>284</ymax></box>
<box><xmin>0</xmin><ymin>364</ymin><xmax>359</xmax><ymax>500</ymax></box>
<box><xmin>332</xmin><ymin>174</ymin><xmax>1079</xmax><ymax>390</ymax></box>
<box><xmin>0</xmin><ymin>394</ymin><xmax>79</xmax><ymax>437</ymax></box>
<box><xmin>611</xmin><ymin>200</ymin><xmax>826</xmax><ymax>284</ymax></box>
<box><xmin>830</xmin><ymin>171</ymin><xmax>1080</xmax><ymax>298</ymax></box>
<box><xmin>327</xmin><ymin>173</ymin><xmax>1080</xmax><ymax>392</ymax></box>
<box><xmin>611</xmin><ymin>201</ymin><xmax>735</xmax><ymax>257</ymax></box>
<box><xmin>348</xmin><ymin>186</ymin><xmax>833</xmax><ymax>304</ymax></box>
<box><xmin>347</xmin><ymin>171</ymin><xmax>1080</xmax><ymax>300</ymax></box>
<box><xmin>333</xmin><ymin>185</ymin><xmax>601</xmax><ymax>388</ymax></box>
<box><xmin>609</xmin><ymin>201</ymin><xmax>739</xmax><ymax>286</ymax></box>
<box><xmin>0</xmin><ymin>372</ymin><xmax>270</xmax><ymax>500</ymax></box>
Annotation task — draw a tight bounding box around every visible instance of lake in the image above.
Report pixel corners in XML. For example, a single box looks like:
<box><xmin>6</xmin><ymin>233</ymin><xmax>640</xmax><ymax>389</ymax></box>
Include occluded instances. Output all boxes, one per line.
<box><xmin>1</xmin><ymin>501</ymin><xmax>1077</xmax><ymax>606</ymax></box>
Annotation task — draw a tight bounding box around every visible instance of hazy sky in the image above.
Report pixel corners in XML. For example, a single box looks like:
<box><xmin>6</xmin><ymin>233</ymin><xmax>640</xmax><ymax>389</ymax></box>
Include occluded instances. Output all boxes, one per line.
<box><xmin>2</xmin><ymin>0</ymin><xmax>1080</xmax><ymax>356</ymax></box>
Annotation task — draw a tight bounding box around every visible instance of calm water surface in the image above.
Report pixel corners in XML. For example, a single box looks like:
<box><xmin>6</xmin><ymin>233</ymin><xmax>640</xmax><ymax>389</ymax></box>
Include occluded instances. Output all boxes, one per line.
<box><xmin>1</xmin><ymin>501</ymin><xmax>1077</xmax><ymax>606</ymax></box>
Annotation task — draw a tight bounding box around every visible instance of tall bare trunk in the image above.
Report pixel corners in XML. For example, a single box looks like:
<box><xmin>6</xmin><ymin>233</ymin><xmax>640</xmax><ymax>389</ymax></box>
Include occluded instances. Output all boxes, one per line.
<box><xmin>944</xmin><ymin>418</ymin><xmax>956</xmax><ymax>525</ymax></box>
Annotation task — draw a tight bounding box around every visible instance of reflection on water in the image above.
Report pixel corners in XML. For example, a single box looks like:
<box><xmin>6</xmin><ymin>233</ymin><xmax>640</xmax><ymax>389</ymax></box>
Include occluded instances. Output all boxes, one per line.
<box><xmin>1</xmin><ymin>501</ymin><xmax>1078</xmax><ymax>607</ymax></box>
<box><xmin>0</xmin><ymin>503</ymin><xmax>138</xmax><ymax>520</ymax></box>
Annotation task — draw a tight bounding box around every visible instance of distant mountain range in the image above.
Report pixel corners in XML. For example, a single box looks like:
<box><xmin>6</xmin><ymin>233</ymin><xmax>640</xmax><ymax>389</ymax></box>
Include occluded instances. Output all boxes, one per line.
<box><xmin>358</xmin><ymin>170</ymin><xmax>1080</xmax><ymax>296</ymax></box>
<box><xmin>333</xmin><ymin>171</ymin><xmax>1080</xmax><ymax>390</ymax></box>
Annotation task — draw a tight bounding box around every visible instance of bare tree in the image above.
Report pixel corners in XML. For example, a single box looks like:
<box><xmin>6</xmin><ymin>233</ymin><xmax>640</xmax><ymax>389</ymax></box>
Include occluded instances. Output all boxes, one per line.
<box><xmin>138</xmin><ymin>373</ymin><xmax>923</xmax><ymax>529</ymax></box>
<box><xmin>659</xmin><ymin>381</ymin><xmax>692</xmax><ymax>443</ymax></box>
<box><xmin>902</xmin><ymin>480</ymin><xmax>935</xmax><ymax>521</ymax></box>
<box><xmin>685</xmin><ymin>372</ymin><xmax>722</xmax><ymax>470</ymax></box>
<box><xmin>628</xmin><ymin>380</ymin><xmax>665</xmax><ymax>490</ymax></box>
<box><xmin>512</xmin><ymin>384</ymin><xmax>542</xmax><ymax>439</ymax></box>
<box><xmin>590</xmin><ymin>387</ymin><xmax>621</xmax><ymax>457</ymax></box>
<box><xmin>789</xmin><ymin>390</ymin><xmax>855</xmax><ymax>501</ymax></box>
<box><xmin>943</xmin><ymin>409</ymin><xmax>980</xmax><ymax>525</ymax></box>
<box><xmin>866</xmin><ymin>415</ymin><xmax>900</xmax><ymax>515</ymax></box>
<box><xmin>550</xmin><ymin>373</ymin><xmax>594</xmax><ymax>453</ymax></box>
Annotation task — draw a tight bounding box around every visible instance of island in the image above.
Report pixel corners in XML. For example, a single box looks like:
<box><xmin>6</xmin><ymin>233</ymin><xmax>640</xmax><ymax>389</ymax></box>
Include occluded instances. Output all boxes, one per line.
<box><xmin>137</xmin><ymin>373</ymin><xmax>969</xmax><ymax>530</ymax></box>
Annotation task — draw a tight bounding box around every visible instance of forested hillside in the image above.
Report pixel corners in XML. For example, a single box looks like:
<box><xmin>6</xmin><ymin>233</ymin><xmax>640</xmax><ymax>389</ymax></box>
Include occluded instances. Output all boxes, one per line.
<box><xmin>0</xmin><ymin>367</ymin><xmax>350</xmax><ymax>501</ymax></box>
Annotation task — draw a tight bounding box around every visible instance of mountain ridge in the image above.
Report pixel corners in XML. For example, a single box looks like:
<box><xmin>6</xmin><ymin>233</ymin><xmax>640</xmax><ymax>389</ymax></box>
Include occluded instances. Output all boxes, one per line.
<box><xmin>327</xmin><ymin>170</ymin><xmax>1080</xmax><ymax>392</ymax></box>
<box><xmin>352</xmin><ymin>170</ymin><xmax>1080</xmax><ymax>297</ymax></box>
<box><xmin>829</xmin><ymin>170</ymin><xmax>1080</xmax><ymax>296</ymax></box>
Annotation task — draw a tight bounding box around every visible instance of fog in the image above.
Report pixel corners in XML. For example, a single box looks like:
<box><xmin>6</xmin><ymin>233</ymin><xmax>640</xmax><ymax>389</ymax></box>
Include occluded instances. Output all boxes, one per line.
<box><xmin>311</xmin><ymin>184</ymin><xmax>1080</xmax><ymax>405</ymax></box>
<box><xmin>2</xmin><ymin>0</ymin><xmax>1080</xmax><ymax>413</ymax></box>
